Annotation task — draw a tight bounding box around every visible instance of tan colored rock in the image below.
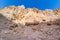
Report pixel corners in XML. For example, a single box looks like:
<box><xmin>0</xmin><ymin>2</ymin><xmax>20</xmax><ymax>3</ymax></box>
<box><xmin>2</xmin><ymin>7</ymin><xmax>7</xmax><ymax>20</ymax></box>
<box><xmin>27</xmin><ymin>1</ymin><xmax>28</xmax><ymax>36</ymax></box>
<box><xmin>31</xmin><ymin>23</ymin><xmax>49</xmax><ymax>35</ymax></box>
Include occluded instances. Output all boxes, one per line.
<box><xmin>0</xmin><ymin>5</ymin><xmax>60</xmax><ymax>25</ymax></box>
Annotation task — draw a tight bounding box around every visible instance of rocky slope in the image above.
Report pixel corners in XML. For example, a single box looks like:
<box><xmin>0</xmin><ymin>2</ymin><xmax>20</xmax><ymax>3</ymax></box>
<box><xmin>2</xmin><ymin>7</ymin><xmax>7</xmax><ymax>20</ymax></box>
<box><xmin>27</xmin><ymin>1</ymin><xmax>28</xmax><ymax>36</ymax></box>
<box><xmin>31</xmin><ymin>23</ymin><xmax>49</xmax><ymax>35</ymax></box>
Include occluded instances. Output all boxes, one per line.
<box><xmin>0</xmin><ymin>5</ymin><xmax>60</xmax><ymax>40</ymax></box>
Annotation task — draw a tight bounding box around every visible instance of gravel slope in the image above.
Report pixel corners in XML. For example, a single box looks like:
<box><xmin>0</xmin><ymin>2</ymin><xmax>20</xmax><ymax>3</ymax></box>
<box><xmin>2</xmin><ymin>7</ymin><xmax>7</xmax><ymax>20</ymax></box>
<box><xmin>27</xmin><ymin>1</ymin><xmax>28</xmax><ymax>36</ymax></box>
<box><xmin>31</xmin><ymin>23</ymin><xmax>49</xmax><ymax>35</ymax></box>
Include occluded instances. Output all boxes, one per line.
<box><xmin>0</xmin><ymin>5</ymin><xmax>60</xmax><ymax>40</ymax></box>
<box><xmin>0</xmin><ymin>14</ymin><xmax>60</xmax><ymax>40</ymax></box>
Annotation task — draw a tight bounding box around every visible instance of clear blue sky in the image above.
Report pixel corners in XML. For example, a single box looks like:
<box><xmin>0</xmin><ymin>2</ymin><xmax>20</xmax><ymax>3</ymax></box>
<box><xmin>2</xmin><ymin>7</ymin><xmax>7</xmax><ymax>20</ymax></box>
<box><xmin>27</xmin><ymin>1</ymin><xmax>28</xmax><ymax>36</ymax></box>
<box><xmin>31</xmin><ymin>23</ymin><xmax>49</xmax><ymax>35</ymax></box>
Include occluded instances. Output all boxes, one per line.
<box><xmin>0</xmin><ymin>0</ymin><xmax>60</xmax><ymax>10</ymax></box>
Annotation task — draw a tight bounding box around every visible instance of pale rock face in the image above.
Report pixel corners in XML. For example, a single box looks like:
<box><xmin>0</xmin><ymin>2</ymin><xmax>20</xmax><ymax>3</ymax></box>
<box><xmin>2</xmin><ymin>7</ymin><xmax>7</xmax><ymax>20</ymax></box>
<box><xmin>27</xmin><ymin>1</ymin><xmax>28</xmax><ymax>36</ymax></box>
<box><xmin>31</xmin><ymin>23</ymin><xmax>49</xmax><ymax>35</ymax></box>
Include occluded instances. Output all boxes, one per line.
<box><xmin>0</xmin><ymin>5</ymin><xmax>60</xmax><ymax>25</ymax></box>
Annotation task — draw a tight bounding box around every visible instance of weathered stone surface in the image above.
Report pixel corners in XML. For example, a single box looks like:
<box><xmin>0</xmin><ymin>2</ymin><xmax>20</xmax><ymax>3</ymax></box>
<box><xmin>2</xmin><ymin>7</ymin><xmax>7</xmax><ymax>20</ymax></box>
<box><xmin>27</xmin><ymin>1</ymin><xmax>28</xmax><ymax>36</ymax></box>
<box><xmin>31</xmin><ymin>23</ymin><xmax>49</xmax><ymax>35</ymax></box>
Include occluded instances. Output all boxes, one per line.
<box><xmin>0</xmin><ymin>5</ymin><xmax>60</xmax><ymax>40</ymax></box>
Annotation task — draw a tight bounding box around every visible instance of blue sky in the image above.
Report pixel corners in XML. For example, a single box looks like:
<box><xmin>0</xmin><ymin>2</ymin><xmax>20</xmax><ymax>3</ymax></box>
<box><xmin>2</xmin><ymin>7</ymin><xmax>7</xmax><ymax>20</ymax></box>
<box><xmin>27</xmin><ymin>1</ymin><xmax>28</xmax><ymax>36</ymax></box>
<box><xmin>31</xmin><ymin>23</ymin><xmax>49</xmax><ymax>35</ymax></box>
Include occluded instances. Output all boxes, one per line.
<box><xmin>0</xmin><ymin>0</ymin><xmax>60</xmax><ymax>10</ymax></box>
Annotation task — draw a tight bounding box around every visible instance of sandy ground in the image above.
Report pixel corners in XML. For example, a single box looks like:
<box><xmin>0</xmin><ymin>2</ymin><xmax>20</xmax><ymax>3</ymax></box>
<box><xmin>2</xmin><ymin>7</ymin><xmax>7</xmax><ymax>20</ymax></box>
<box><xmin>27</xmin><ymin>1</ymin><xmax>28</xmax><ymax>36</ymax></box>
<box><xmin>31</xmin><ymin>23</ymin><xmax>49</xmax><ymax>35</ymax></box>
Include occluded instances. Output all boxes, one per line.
<box><xmin>0</xmin><ymin>14</ymin><xmax>60</xmax><ymax>40</ymax></box>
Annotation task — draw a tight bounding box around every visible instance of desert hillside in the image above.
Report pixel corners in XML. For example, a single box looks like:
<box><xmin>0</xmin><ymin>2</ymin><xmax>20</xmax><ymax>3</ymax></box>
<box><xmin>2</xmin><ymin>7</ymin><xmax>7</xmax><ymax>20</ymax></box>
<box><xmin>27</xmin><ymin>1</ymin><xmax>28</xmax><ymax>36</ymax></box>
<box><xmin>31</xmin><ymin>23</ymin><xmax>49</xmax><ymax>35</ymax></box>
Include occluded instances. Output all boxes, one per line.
<box><xmin>0</xmin><ymin>5</ymin><xmax>60</xmax><ymax>40</ymax></box>
<box><xmin>0</xmin><ymin>5</ymin><xmax>60</xmax><ymax>25</ymax></box>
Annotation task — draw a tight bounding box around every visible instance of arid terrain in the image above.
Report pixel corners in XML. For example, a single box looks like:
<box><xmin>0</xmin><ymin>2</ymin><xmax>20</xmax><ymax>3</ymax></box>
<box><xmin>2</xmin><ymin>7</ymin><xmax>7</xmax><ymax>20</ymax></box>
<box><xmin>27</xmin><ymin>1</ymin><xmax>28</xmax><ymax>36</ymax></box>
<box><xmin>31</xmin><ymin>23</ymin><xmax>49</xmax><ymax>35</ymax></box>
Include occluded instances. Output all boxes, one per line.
<box><xmin>0</xmin><ymin>5</ymin><xmax>60</xmax><ymax>40</ymax></box>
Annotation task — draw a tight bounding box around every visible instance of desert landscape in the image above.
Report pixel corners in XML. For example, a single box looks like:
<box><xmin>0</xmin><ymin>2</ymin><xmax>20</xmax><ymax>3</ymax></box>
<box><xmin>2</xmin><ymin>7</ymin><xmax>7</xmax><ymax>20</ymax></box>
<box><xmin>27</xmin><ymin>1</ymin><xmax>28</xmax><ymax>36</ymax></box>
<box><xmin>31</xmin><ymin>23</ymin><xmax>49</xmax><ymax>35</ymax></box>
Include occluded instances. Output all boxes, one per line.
<box><xmin>0</xmin><ymin>5</ymin><xmax>60</xmax><ymax>40</ymax></box>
